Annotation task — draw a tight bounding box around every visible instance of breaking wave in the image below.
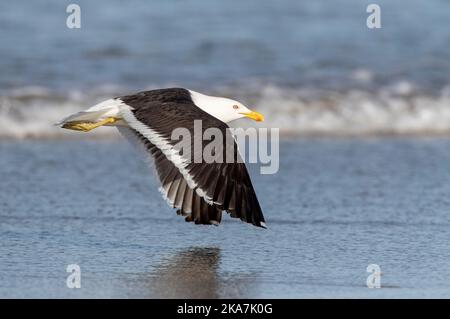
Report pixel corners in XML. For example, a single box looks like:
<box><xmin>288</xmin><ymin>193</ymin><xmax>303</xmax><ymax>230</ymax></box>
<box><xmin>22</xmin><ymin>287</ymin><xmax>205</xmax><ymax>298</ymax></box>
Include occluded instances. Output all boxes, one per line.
<box><xmin>2</xmin><ymin>83</ymin><xmax>450</xmax><ymax>139</ymax></box>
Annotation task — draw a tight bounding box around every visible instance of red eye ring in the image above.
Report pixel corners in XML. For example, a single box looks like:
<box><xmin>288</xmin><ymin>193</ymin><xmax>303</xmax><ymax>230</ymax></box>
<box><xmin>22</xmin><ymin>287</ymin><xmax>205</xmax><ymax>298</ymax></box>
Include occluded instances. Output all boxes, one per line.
<box><xmin>233</xmin><ymin>105</ymin><xmax>239</xmax><ymax>109</ymax></box>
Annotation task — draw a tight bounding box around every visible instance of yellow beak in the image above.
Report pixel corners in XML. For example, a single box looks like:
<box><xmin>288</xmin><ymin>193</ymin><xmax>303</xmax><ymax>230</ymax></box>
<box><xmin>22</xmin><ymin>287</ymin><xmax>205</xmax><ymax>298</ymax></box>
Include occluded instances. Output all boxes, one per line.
<box><xmin>240</xmin><ymin>110</ymin><xmax>264</xmax><ymax>122</ymax></box>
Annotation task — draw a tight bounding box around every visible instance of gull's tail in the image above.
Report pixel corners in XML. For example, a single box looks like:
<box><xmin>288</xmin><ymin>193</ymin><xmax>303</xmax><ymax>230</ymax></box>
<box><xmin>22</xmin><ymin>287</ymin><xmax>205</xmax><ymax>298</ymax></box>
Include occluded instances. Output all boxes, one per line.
<box><xmin>57</xmin><ymin>98</ymin><xmax>124</xmax><ymax>131</ymax></box>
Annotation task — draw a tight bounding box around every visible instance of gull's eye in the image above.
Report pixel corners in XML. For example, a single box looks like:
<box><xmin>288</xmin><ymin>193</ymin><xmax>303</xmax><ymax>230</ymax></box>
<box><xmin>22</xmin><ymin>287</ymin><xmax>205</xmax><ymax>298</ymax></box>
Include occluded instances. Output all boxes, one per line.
<box><xmin>233</xmin><ymin>105</ymin><xmax>239</xmax><ymax>109</ymax></box>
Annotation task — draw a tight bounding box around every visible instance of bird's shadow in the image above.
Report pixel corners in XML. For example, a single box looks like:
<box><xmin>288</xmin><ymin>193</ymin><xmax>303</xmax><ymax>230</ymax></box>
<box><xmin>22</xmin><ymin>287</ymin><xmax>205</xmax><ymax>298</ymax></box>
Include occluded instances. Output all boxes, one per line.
<box><xmin>128</xmin><ymin>246</ymin><xmax>258</xmax><ymax>298</ymax></box>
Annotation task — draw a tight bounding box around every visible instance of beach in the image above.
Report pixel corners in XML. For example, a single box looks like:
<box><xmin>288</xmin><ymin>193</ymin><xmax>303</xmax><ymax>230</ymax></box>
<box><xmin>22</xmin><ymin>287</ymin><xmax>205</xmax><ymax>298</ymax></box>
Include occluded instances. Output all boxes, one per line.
<box><xmin>2</xmin><ymin>138</ymin><xmax>450</xmax><ymax>298</ymax></box>
<box><xmin>2</xmin><ymin>0</ymin><xmax>450</xmax><ymax>298</ymax></box>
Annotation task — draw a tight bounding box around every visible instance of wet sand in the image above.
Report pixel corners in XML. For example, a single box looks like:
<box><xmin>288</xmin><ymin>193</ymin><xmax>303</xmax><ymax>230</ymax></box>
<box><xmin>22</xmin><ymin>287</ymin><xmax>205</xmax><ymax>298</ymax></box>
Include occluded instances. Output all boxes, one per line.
<box><xmin>2</xmin><ymin>138</ymin><xmax>450</xmax><ymax>298</ymax></box>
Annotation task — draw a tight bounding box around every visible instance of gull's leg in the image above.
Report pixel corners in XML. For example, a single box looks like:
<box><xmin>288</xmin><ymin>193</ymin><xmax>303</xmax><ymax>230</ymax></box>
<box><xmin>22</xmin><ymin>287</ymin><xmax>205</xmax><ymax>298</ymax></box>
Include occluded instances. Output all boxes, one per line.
<box><xmin>62</xmin><ymin>117</ymin><xmax>118</xmax><ymax>132</ymax></box>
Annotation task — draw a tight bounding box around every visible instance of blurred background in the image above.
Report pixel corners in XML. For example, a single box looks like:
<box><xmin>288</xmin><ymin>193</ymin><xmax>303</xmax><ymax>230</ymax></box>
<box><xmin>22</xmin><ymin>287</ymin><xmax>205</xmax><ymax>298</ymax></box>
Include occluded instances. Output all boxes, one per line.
<box><xmin>2</xmin><ymin>0</ymin><xmax>450</xmax><ymax>138</ymax></box>
<box><xmin>3</xmin><ymin>1</ymin><xmax>450</xmax><ymax>298</ymax></box>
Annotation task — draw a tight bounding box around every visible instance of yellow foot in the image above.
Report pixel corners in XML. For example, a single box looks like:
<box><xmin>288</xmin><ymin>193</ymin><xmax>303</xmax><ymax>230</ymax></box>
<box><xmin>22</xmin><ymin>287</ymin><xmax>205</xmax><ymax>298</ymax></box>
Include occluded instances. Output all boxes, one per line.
<box><xmin>62</xmin><ymin>117</ymin><xmax>117</xmax><ymax>132</ymax></box>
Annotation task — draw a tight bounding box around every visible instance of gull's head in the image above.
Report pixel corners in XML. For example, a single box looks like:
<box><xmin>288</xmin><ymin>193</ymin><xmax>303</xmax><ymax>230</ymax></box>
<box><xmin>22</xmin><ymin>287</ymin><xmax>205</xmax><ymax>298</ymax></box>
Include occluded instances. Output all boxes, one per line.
<box><xmin>189</xmin><ymin>90</ymin><xmax>264</xmax><ymax>123</ymax></box>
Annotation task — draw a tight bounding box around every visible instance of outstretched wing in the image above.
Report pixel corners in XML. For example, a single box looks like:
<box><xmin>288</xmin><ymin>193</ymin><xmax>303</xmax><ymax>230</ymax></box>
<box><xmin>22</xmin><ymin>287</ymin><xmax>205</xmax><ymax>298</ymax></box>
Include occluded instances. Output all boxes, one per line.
<box><xmin>118</xmin><ymin>126</ymin><xmax>223</xmax><ymax>225</ymax></box>
<box><xmin>117</xmin><ymin>89</ymin><xmax>266</xmax><ymax>228</ymax></box>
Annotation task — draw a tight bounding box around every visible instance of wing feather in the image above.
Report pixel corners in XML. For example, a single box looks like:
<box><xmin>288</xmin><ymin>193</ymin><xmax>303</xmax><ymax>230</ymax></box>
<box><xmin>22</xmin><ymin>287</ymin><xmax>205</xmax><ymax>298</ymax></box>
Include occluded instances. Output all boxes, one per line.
<box><xmin>116</xmin><ymin>89</ymin><xmax>266</xmax><ymax>228</ymax></box>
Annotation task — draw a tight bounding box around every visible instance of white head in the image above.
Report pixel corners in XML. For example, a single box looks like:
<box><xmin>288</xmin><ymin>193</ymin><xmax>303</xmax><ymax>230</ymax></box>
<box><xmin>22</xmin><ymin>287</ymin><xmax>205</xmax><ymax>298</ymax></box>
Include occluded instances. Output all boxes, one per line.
<box><xmin>188</xmin><ymin>90</ymin><xmax>264</xmax><ymax>123</ymax></box>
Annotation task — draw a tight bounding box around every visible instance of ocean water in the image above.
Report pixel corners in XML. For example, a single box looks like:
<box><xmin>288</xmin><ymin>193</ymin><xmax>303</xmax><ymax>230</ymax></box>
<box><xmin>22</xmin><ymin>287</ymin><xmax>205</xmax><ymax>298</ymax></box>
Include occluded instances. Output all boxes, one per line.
<box><xmin>2</xmin><ymin>138</ymin><xmax>450</xmax><ymax>298</ymax></box>
<box><xmin>2</xmin><ymin>0</ymin><xmax>450</xmax><ymax>299</ymax></box>
<box><xmin>2</xmin><ymin>0</ymin><xmax>450</xmax><ymax>137</ymax></box>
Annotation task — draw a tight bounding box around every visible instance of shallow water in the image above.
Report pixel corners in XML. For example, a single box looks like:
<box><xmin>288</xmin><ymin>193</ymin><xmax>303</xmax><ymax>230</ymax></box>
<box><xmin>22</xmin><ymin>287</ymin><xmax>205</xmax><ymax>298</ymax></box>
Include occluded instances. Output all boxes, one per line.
<box><xmin>2</xmin><ymin>138</ymin><xmax>450</xmax><ymax>298</ymax></box>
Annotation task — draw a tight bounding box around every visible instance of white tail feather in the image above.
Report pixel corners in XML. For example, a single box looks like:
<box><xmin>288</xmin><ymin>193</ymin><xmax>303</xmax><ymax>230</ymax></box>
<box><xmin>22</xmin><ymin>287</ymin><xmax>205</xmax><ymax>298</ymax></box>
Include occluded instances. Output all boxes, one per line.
<box><xmin>56</xmin><ymin>98</ymin><xmax>124</xmax><ymax>125</ymax></box>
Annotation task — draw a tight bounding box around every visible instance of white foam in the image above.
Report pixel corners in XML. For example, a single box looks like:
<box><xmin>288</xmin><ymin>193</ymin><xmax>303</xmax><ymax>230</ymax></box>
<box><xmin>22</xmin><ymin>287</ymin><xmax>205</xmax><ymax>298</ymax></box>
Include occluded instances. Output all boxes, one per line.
<box><xmin>2</xmin><ymin>84</ymin><xmax>450</xmax><ymax>139</ymax></box>
<box><xmin>0</xmin><ymin>89</ymin><xmax>122</xmax><ymax>139</ymax></box>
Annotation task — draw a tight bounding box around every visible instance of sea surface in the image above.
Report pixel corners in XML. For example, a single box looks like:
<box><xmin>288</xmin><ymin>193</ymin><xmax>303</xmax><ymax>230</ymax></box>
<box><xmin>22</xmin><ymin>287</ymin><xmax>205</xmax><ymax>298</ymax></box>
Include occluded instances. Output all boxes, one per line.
<box><xmin>2</xmin><ymin>138</ymin><xmax>450</xmax><ymax>298</ymax></box>
<box><xmin>2</xmin><ymin>0</ymin><xmax>450</xmax><ymax>299</ymax></box>
<box><xmin>1</xmin><ymin>0</ymin><xmax>450</xmax><ymax>137</ymax></box>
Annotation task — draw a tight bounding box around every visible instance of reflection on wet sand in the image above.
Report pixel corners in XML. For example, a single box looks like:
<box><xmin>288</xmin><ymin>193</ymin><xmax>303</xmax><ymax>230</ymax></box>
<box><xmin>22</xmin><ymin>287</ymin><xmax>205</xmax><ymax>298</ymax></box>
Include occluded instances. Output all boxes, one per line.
<box><xmin>134</xmin><ymin>247</ymin><xmax>257</xmax><ymax>298</ymax></box>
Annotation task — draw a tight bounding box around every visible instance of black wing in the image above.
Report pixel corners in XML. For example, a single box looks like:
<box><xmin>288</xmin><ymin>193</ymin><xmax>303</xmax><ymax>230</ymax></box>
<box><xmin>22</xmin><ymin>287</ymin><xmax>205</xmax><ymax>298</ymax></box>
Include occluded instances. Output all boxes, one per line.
<box><xmin>118</xmin><ymin>89</ymin><xmax>266</xmax><ymax>228</ymax></box>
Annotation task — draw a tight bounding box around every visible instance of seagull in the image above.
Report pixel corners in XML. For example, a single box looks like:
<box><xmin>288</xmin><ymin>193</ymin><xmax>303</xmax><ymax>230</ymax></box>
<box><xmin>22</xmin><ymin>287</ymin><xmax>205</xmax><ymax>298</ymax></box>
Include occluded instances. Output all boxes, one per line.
<box><xmin>59</xmin><ymin>88</ymin><xmax>266</xmax><ymax>228</ymax></box>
